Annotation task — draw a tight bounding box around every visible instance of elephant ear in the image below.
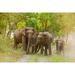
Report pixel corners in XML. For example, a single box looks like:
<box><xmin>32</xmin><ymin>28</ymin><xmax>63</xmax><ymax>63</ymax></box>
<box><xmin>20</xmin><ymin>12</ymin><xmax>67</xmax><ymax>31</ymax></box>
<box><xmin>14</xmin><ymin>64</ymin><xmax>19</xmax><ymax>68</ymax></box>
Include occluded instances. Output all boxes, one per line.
<box><xmin>20</xmin><ymin>29</ymin><xmax>26</xmax><ymax>36</ymax></box>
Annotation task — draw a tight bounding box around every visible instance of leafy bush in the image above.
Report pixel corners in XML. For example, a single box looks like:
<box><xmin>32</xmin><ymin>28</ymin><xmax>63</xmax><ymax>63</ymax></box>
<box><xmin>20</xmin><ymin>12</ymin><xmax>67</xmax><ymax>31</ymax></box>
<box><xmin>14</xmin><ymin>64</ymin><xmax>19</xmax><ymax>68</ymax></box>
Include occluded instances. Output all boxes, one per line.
<box><xmin>17</xmin><ymin>20</ymin><xmax>26</xmax><ymax>29</ymax></box>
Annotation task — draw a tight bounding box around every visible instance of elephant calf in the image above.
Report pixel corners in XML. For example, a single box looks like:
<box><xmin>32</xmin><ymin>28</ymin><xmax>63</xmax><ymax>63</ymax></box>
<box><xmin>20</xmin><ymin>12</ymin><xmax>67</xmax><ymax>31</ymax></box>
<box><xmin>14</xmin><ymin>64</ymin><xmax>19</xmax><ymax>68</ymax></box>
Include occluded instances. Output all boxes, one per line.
<box><xmin>55</xmin><ymin>38</ymin><xmax>64</xmax><ymax>54</ymax></box>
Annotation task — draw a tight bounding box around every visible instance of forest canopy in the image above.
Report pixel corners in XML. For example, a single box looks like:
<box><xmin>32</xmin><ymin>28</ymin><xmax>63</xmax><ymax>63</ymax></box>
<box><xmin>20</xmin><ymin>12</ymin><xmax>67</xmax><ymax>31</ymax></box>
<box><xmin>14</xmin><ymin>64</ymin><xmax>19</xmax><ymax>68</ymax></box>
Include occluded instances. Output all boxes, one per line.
<box><xmin>0</xmin><ymin>13</ymin><xmax>75</xmax><ymax>37</ymax></box>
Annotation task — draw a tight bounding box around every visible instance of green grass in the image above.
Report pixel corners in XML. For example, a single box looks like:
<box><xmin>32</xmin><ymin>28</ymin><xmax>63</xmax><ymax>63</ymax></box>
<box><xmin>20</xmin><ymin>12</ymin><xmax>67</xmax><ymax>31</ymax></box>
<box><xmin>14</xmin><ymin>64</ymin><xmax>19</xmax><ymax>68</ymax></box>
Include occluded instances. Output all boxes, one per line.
<box><xmin>22</xmin><ymin>54</ymin><xmax>75</xmax><ymax>62</ymax></box>
<box><xmin>48</xmin><ymin>55</ymin><xmax>66</xmax><ymax>62</ymax></box>
<box><xmin>0</xmin><ymin>35</ymin><xmax>24</xmax><ymax>62</ymax></box>
<box><xmin>24</xmin><ymin>54</ymin><xmax>66</xmax><ymax>62</ymax></box>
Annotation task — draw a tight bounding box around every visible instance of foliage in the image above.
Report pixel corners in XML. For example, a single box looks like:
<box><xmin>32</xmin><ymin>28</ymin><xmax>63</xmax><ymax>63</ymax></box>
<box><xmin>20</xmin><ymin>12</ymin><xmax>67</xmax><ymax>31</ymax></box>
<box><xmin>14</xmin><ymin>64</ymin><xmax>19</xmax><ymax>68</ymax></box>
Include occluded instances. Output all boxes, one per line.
<box><xmin>0</xmin><ymin>13</ymin><xmax>75</xmax><ymax>36</ymax></box>
<box><xmin>0</xmin><ymin>34</ymin><xmax>24</xmax><ymax>62</ymax></box>
<box><xmin>26</xmin><ymin>17</ymin><xmax>37</xmax><ymax>28</ymax></box>
<box><xmin>17</xmin><ymin>20</ymin><xmax>26</xmax><ymax>29</ymax></box>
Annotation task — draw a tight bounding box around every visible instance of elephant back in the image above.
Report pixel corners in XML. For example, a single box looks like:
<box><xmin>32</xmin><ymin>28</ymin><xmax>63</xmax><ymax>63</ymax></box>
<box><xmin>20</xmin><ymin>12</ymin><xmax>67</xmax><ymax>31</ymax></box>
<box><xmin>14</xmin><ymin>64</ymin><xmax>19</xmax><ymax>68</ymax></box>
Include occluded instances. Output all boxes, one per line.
<box><xmin>43</xmin><ymin>32</ymin><xmax>53</xmax><ymax>42</ymax></box>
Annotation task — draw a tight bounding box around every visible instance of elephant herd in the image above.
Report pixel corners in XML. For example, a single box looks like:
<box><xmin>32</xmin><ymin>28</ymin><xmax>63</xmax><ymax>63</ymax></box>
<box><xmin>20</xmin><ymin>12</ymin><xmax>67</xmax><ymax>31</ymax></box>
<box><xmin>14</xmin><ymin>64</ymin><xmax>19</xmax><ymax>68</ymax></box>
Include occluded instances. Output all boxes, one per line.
<box><xmin>13</xmin><ymin>27</ymin><xmax>64</xmax><ymax>55</ymax></box>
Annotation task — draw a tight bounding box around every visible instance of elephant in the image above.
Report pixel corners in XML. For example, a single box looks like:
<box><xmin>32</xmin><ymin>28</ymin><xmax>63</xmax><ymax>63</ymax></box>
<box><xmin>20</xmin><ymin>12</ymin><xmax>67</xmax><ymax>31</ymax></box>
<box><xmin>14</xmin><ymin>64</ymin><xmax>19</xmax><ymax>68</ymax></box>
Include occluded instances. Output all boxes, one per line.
<box><xmin>13</xmin><ymin>27</ymin><xmax>35</xmax><ymax>54</ymax></box>
<box><xmin>24</xmin><ymin>27</ymin><xmax>35</xmax><ymax>54</ymax></box>
<box><xmin>14</xmin><ymin>28</ymin><xmax>25</xmax><ymax>48</ymax></box>
<box><xmin>35</xmin><ymin>32</ymin><xmax>53</xmax><ymax>55</ymax></box>
<box><xmin>55</xmin><ymin>38</ymin><xmax>64</xmax><ymax>54</ymax></box>
<box><xmin>30</xmin><ymin>32</ymin><xmax>39</xmax><ymax>54</ymax></box>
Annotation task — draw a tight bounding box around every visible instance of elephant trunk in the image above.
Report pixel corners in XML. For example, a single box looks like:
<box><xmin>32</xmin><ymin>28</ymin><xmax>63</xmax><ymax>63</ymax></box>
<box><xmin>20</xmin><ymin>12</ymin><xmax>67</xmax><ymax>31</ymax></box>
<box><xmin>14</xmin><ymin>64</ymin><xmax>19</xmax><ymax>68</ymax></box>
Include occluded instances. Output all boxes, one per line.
<box><xmin>27</xmin><ymin>34</ymin><xmax>31</xmax><ymax>54</ymax></box>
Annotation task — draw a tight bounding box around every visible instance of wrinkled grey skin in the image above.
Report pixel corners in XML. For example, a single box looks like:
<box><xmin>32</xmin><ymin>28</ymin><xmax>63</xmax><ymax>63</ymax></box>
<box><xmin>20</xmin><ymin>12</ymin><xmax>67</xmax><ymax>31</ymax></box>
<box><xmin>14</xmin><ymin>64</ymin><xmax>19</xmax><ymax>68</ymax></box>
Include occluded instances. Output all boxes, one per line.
<box><xmin>35</xmin><ymin>32</ymin><xmax>53</xmax><ymax>55</ymax></box>
<box><xmin>30</xmin><ymin>32</ymin><xmax>38</xmax><ymax>54</ymax></box>
<box><xmin>25</xmin><ymin>27</ymin><xmax>35</xmax><ymax>54</ymax></box>
<box><xmin>55</xmin><ymin>38</ymin><xmax>64</xmax><ymax>54</ymax></box>
<box><xmin>14</xmin><ymin>28</ymin><xmax>25</xmax><ymax>48</ymax></box>
<box><xmin>14</xmin><ymin>27</ymin><xmax>35</xmax><ymax>54</ymax></box>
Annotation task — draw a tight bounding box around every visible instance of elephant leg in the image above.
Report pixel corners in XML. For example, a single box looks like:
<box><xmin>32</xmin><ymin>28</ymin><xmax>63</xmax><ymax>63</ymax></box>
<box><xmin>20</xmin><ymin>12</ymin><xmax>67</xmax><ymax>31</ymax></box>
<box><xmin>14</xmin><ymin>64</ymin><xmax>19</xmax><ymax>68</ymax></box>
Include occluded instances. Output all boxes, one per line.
<box><xmin>56</xmin><ymin>43</ymin><xmax>59</xmax><ymax>54</ymax></box>
<box><xmin>60</xmin><ymin>46</ymin><xmax>64</xmax><ymax>55</ymax></box>
<box><xmin>26</xmin><ymin>48</ymin><xmax>29</xmax><ymax>54</ymax></box>
<box><xmin>57</xmin><ymin>46</ymin><xmax>61</xmax><ymax>55</ymax></box>
<box><xmin>26</xmin><ymin>38</ymin><xmax>32</xmax><ymax>54</ymax></box>
<box><xmin>22</xmin><ymin>43</ymin><xmax>26</xmax><ymax>51</ymax></box>
<box><xmin>41</xmin><ymin>46</ymin><xmax>43</xmax><ymax>55</ymax></box>
<box><xmin>25</xmin><ymin>38</ymin><xmax>30</xmax><ymax>54</ymax></box>
<box><xmin>56</xmin><ymin>44</ymin><xmax>58</xmax><ymax>50</ymax></box>
<box><xmin>32</xmin><ymin>46</ymin><xmax>34</xmax><ymax>54</ymax></box>
<box><xmin>62</xmin><ymin>49</ymin><xmax>64</xmax><ymax>56</ymax></box>
<box><xmin>44</xmin><ymin>46</ymin><xmax>47</xmax><ymax>55</ymax></box>
<box><xmin>26</xmin><ymin>44</ymin><xmax>30</xmax><ymax>54</ymax></box>
<box><xmin>27</xmin><ymin>48</ymin><xmax>29</xmax><ymax>54</ymax></box>
<box><xmin>34</xmin><ymin>46</ymin><xmax>37</xmax><ymax>54</ymax></box>
<box><xmin>22</xmin><ymin>36</ymin><xmax>27</xmax><ymax>53</ymax></box>
<box><xmin>62</xmin><ymin>46</ymin><xmax>64</xmax><ymax>56</ymax></box>
<box><xmin>48</xmin><ymin>44</ymin><xmax>52</xmax><ymax>55</ymax></box>
<box><xmin>32</xmin><ymin>46</ymin><xmax>35</xmax><ymax>54</ymax></box>
<box><xmin>26</xmin><ymin>45</ymin><xmax>28</xmax><ymax>54</ymax></box>
<box><xmin>14</xmin><ymin>42</ymin><xmax>17</xmax><ymax>49</ymax></box>
<box><xmin>35</xmin><ymin>44</ymin><xmax>39</xmax><ymax>53</ymax></box>
<box><xmin>14</xmin><ymin>39</ymin><xmax>18</xmax><ymax>49</ymax></box>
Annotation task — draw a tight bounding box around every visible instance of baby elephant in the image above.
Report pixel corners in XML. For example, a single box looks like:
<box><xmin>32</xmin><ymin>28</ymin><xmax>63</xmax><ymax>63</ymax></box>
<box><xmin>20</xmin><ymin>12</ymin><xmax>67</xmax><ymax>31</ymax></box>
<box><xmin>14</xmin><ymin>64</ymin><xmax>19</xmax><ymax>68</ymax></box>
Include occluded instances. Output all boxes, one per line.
<box><xmin>55</xmin><ymin>38</ymin><xmax>64</xmax><ymax>55</ymax></box>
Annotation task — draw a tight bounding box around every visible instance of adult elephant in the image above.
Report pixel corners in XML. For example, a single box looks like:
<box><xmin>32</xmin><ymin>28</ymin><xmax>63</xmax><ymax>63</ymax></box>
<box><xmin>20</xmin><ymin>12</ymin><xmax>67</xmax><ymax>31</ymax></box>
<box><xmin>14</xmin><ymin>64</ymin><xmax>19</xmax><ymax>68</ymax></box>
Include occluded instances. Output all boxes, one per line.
<box><xmin>23</xmin><ymin>27</ymin><xmax>35</xmax><ymax>54</ymax></box>
<box><xmin>30</xmin><ymin>32</ymin><xmax>39</xmax><ymax>54</ymax></box>
<box><xmin>35</xmin><ymin>32</ymin><xmax>53</xmax><ymax>55</ymax></box>
<box><xmin>14</xmin><ymin>28</ymin><xmax>25</xmax><ymax>48</ymax></box>
<box><xmin>14</xmin><ymin>27</ymin><xmax>35</xmax><ymax>54</ymax></box>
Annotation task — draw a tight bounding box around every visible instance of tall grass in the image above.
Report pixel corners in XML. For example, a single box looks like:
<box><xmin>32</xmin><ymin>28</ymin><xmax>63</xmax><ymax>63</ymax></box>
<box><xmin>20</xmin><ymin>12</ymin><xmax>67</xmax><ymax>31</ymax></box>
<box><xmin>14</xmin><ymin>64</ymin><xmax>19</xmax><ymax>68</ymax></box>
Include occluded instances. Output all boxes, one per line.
<box><xmin>0</xmin><ymin>34</ymin><xmax>24</xmax><ymax>62</ymax></box>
